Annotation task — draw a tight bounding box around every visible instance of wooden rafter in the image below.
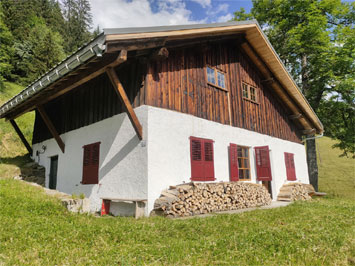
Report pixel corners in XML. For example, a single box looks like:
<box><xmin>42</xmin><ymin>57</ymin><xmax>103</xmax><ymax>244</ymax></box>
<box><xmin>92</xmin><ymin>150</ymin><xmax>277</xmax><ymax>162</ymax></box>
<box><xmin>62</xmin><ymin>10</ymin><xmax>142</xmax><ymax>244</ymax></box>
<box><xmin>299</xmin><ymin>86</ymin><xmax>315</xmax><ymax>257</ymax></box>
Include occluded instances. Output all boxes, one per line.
<box><xmin>37</xmin><ymin>105</ymin><xmax>65</xmax><ymax>153</ymax></box>
<box><xmin>106</xmin><ymin>67</ymin><xmax>143</xmax><ymax>140</ymax></box>
<box><xmin>9</xmin><ymin>119</ymin><xmax>33</xmax><ymax>154</ymax></box>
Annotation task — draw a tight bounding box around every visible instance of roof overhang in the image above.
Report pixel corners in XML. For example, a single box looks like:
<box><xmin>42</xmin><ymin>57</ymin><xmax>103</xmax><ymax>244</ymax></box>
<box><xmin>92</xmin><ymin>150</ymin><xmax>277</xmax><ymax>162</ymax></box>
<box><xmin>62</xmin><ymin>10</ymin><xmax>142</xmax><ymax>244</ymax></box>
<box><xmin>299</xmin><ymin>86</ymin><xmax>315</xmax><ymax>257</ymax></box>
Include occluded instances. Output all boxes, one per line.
<box><xmin>0</xmin><ymin>20</ymin><xmax>323</xmax><ymax>134</ymax></box>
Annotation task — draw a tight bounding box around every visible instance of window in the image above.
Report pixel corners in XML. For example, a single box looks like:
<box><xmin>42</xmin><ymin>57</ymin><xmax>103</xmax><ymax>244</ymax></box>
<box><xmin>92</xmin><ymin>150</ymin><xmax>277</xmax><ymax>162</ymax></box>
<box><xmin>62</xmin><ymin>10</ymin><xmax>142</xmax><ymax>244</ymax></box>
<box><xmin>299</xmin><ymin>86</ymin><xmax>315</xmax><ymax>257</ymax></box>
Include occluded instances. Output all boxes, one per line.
<box><xmin>284</xmin><ymin>152</ymin><xmax>296</xmax><ymax>181</ymax></box>
<box><xmin>82</xmin><ymin>142</ymin><xmax>101</xmax><ymax>184</ymax></box>
<box><xmin>206</xmin><ymin>66</ymin><xmax>226</xmax><ymax>90</ymax></box>
<box><xmin>242</xmin><ymin>82</ymin><xmax>258</xmax><ymax>103</ymax></box>
<box><xmin>190</xmin><ymin>137</ymin><xmax>215</xmax><ymax>181</ymax></box>
<box><xmin>237</xmin><ymin>146</ymin><xmax>251</xmax><ymax>180</ymax></box>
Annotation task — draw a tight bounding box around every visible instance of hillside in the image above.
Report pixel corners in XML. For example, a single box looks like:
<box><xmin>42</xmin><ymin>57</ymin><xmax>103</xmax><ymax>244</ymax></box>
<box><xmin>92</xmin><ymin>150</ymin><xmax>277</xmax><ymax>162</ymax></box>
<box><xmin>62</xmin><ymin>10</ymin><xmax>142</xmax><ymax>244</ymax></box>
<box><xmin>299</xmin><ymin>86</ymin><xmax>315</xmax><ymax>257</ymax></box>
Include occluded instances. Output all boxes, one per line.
<box><xmin>0</xmin><ymin>82</ymin><xmax>354</xmax><ymax>265</ymax></box>
<box><xmin>0</xmin><ymin>82</ymin><xmax>34</xmax><ymax>178</ymax></box>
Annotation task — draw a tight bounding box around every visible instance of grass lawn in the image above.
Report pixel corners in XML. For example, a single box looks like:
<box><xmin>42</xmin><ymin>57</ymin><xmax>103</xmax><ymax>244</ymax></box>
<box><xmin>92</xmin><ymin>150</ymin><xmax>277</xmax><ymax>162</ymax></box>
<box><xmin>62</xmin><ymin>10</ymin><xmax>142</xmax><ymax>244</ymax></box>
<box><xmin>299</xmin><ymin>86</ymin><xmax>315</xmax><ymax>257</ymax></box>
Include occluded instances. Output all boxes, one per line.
<box><xmin>0</xmin><ymin>82</ymin><xmax>354</xmax><ymax>265</ymax></box>
<box><xmin>0</xmin><ymin>179</ymin><xmax>354</xmax><ymax>265</ymax></box>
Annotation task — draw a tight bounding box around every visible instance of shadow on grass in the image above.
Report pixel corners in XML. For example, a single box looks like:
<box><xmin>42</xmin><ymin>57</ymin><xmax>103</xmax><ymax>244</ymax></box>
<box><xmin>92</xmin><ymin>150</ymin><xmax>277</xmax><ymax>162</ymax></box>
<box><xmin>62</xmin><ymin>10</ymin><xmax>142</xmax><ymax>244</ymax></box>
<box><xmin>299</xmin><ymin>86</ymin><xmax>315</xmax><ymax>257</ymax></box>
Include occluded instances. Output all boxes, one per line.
<box><xmin>0</xmin><ymin>154</ymin><xmax>33</xmax><ymax>176</ymax></box>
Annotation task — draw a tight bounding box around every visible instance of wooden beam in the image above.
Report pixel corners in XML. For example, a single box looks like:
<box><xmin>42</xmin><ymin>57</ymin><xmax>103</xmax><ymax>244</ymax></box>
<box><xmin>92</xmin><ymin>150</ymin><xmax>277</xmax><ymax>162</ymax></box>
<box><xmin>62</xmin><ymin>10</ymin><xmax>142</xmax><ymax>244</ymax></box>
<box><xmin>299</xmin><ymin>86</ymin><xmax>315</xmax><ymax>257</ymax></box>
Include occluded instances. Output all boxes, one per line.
<box><xmin>289</xmin><ymin>113</ymin><xmax>303</xmax><ymax>120</ymax></box>
<box><xmin>106</xmin><ymin>67</ymin><xmax>143</xmax><ymax>140</ymax></box>
<box><xmin>7</xmin><ymin>51</ymin><xmax>128</xmax><ymax>121</ymax></box>
<box><xmin>150</xmin><ymin>47</ymin><xmax>169</xmax><ymax>61</ymax></box>
<box><xmin>37</xmin><ymin>105</ymin><xmax>65</xmax><ymax>153</ymax></box>
<box><xmin>105</xmin><ymin>39</ymin><xmax>166</xmax><ymax>53</ymax></box>
<box><xmin>302</xmin><ymin>128</ymin><xmax>316</xmax><ymax>135</ymax></box>
<box><xmin>9</xmin><ymin>119</ymin><xmax>33</xmax><ymax>154</ymax></box>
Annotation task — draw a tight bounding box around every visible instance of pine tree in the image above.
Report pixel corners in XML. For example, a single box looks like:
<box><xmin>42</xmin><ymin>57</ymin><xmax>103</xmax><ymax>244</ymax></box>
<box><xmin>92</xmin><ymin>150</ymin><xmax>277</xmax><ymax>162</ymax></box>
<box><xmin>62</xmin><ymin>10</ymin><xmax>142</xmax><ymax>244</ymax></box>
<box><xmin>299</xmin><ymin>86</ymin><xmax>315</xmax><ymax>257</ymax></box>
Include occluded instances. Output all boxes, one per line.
<box><xmin>0</xmin><ymin>2</ymin><xmax>14</xmax><ymax>90</ymax></box>
<box><xmin>61</xmin><ymin>0</ymin><xmax>93</xmax><ymax>53</ymax></box>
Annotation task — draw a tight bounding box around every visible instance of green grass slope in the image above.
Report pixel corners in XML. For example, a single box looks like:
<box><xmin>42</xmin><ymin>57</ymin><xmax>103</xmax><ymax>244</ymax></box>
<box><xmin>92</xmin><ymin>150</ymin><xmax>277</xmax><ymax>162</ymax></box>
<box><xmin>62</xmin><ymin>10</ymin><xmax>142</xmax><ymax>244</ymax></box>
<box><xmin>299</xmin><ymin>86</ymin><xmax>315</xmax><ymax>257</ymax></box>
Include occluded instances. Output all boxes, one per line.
<box><xmin>0</xmin><ymin>82</ymin><xmax>34</xmax><ymax>178</ymax></box>
<box><xmin>0</xmin><ymin>82</ymin><xmax>354</xmax><ymax>265</ymax></box>
<box><xmin>0</xmin><ymin>179</ymin><xmax>354</xmax><ymax>265</ymax></box>
<box><xmin>317</xmin><ymin>137</ymin><xmax>355</xmax><ymax>200</ymax></box>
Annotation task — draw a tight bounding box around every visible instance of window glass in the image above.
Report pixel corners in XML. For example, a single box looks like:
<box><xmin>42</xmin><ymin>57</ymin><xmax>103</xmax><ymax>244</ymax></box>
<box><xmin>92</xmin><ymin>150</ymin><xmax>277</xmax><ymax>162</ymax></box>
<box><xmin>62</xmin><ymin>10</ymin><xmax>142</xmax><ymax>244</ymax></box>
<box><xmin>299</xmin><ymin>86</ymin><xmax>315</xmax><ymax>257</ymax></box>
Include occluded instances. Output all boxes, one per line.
<box><xmin>217</xmin><ymin>71</ymin><xmax>225</xmax><ymax>88</ymax></box>
<box><xmin>237</xmin><ymin>146</ymin><xmax>251</xmax><ymax>180</ymax></box>
<box><xmin>250</xmin><ymin>86</ymin><xmax>256</xmax><ymax>101</ymax></box>
<box><xmin>207</xmin><ymin>67</ymin><xmax>215</xmax><ymax>84</ymax></box>
<box><xmin>242</xmin><ymin>83</ymin><xmax>249</xmax><ymax>98</ymax></box>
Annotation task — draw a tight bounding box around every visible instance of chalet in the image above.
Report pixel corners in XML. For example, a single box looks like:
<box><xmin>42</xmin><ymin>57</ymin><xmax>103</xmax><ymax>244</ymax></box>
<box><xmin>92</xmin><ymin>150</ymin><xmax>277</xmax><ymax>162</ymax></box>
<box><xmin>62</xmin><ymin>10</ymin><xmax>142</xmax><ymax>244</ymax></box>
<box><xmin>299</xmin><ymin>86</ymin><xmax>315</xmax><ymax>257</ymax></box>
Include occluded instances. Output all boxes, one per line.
<box><xmin>0</xmin><ymin>21</ymin><xmax>323</xmax><ymax>216</ymax></box>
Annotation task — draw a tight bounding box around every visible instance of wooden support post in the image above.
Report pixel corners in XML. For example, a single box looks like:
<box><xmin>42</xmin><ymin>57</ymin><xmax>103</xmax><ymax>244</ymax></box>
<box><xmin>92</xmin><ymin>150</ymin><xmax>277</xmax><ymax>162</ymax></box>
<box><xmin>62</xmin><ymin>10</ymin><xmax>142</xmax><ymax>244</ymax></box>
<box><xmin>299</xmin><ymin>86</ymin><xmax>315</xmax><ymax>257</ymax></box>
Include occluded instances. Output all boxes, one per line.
<box><xmin>9</xmin><ymin>119</ymin><xmax>33</xmax><ymax>154</ymax></box>
<box><xmin>106</xmin><ymin>67</ymin><xmax>143</xmax><ymax>140</ymax></box>
<box><xmin>37</xmin><ymin>105</ymin><xmax>65</xmax><ymax>153</ymax></box>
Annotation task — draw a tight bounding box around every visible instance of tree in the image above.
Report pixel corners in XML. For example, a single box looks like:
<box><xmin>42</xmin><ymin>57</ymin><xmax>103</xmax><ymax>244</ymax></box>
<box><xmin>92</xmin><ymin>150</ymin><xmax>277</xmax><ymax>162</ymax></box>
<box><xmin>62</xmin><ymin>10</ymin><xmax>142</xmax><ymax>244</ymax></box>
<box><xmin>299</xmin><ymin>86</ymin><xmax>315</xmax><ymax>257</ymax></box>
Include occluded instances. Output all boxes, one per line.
<box><xmin>61</xmin><ymin>0</ymin><xmax>93</xmax><ymax>53</ymax></box>
<box><xmin>0</xmin><ymin>2</ymin><xmax>14</xmax><ymax>90</ymax></box>
<box><xmin>233</xmin><ymin>0</ymin><xmax>355</xmax><ymax>190</ymax></box>
<box><xmin>2</xmin><ymin>0</ymin><xmax>67</xmax><ymax>84</ymax></box>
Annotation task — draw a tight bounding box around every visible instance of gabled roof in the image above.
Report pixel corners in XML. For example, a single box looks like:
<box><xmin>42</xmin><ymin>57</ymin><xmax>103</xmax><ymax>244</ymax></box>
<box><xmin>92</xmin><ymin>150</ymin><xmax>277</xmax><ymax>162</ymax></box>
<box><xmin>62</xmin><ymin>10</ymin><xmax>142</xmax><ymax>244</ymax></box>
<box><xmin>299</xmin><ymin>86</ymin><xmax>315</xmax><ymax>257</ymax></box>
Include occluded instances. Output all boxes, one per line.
<box><xmin>0</xmin><ymin>20</ymin><xmax>323</xmax><ymax>134</ymax></box>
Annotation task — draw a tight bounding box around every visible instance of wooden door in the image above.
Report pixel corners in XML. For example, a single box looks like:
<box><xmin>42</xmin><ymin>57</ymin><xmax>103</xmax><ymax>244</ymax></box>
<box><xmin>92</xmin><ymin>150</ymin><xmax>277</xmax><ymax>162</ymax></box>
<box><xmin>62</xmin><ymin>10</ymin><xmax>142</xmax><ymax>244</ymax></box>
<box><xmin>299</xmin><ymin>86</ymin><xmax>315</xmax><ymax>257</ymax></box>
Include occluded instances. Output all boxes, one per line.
<box><xmin>49</xmin><ymin>156</ymin><xmax>58</xmax><ymax>189</ymax></box>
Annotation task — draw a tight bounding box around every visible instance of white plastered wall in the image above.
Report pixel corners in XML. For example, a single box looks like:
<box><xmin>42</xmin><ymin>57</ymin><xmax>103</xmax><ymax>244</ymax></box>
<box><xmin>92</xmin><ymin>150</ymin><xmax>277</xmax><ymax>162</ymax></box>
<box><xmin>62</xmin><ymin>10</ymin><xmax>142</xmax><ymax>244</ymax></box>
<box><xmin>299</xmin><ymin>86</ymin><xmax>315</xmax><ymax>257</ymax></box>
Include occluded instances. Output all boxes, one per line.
<box><xmin>146</xmin><ymin>106</ymin><xmax>309</xmax><ymax>213</ymax></box>
<box><xmin>32</xmin><ymin>105</ymin><xmax>149</xmax><ymax>214</ymax></box>
<box><xmin>33</xmin><ymin>105</ymin><xmax>309</xmax><ymax>216</ymax></box>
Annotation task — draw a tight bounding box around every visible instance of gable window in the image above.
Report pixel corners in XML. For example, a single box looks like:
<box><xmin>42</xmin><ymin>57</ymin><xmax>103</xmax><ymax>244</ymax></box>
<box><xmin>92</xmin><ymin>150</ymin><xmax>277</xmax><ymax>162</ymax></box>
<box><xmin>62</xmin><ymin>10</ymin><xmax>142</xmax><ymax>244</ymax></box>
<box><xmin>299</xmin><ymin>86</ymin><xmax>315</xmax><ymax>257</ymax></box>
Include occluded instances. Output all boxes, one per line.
<box><xmin>190</xmin><ymin>136</ymin><xmax>215</xmax><ymax>181</ymax></box>
<box><xmin>237</xmin><ymin>146</ymin><xmax>251</xmax><ymax>180</ymax></box>
<box><xmin>206</xmin><ymin>66</ymin><xmax>226</xmax><ymax>91</ymax></box>
<box><xmin>82</xmin><ymin>142</ymin><xmax>101</xmax><ymax>184</ymax></box>
<box><xmin>242</xmin><ymin>82</ymin><xmax>258</xmax><ymax>103</ymax></box>
<box><xmin>284</xmin><ymin>152</ymin><xmax>296</xmax><ymax>181</ymax></box>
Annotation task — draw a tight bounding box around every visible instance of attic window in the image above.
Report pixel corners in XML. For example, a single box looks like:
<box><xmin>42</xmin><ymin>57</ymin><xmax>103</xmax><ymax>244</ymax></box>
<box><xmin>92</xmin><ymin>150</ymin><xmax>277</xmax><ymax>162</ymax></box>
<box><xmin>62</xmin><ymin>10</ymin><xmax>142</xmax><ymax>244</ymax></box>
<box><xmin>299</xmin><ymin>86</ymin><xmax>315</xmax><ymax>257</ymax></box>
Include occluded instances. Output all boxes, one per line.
<box><xmin>206</xmin><ymin>66</ymin><xmax>227</xmax><ymax>91</ymax></box>
<box><xmin>242</xmin><ymin>82</ymin><xmax>258</xmax><ymax>103</ymax></box>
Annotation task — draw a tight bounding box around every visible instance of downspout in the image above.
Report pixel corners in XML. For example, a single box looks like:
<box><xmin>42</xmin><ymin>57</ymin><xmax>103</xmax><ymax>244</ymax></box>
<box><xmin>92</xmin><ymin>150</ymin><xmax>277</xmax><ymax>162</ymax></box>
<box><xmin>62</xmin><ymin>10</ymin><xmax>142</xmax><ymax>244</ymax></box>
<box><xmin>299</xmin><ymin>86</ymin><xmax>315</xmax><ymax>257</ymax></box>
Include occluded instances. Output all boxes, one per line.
<box><xmin>302</xmin><ymin>132</ymin><xmax>324</xmax><ymax>142</ymax></box>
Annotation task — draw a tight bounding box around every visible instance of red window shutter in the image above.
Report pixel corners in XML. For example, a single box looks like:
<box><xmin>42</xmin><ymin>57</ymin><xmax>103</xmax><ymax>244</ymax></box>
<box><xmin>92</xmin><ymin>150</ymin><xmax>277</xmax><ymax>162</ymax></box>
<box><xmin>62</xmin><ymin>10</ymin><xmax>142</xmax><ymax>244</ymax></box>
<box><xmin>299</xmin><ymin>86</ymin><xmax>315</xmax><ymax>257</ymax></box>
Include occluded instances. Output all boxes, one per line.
<box><xmin>285</xmin><ymin>152</ymin><xmax>296</xmax><ymax>181</ymax></box>
<box><xmin>82</xmin><ymin>142</ymin><xmax>100</xmax><ymax>184</ymax></box>
<box><xmin>203</xmin><ymin>140</ymin><xmax>215</xmax><ymax>180</ymax></box>
<box><xmin>255</xmin><ymin>146</ymin><xmax>272</xmax><ymax>181</ymax></box>
<box><xmin>190</xmin><ymin>137</ymin><xmax>215</xmax><ymax>181</ymax></box>
<box><xmin>229</xmin><ymin>143</ymin><xmax>239</xmax><ymax>181</ymax></box>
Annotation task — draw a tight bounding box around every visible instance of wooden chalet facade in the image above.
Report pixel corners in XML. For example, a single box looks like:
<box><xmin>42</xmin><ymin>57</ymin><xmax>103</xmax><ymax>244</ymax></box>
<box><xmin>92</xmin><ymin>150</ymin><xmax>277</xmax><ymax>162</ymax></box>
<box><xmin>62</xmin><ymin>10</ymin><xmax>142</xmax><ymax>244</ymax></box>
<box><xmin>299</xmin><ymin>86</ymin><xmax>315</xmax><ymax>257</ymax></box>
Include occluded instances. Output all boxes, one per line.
<box><xmin>0</xmin><ymin>21</ymin><xmax>323</xmax><ymax>216</ymax></box>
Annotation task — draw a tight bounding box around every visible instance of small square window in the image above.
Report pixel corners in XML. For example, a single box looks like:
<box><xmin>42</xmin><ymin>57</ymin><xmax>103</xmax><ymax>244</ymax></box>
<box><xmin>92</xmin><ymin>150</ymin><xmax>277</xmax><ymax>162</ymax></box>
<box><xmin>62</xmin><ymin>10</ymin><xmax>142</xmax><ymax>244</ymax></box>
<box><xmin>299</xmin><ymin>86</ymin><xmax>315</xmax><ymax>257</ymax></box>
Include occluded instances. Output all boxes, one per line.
<box><xmin>206</xmin><ymin>66</ymin><xmax>227</xmax><ymax>90</ymax></box>
<box><xmin>242</xmin><ymin>82</ymin><xmax>258</xmax><ymax>103</ymax></box>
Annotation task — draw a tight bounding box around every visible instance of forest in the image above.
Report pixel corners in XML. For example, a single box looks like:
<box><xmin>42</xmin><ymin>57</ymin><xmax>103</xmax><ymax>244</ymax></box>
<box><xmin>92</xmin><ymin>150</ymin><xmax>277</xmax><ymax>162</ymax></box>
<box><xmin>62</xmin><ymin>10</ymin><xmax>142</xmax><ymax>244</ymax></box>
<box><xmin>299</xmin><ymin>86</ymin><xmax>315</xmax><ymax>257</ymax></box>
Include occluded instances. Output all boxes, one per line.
<box><xmin>0</xmin><ymin>0</ymin><xmax>96</xmax><ymax>87</ymax></box>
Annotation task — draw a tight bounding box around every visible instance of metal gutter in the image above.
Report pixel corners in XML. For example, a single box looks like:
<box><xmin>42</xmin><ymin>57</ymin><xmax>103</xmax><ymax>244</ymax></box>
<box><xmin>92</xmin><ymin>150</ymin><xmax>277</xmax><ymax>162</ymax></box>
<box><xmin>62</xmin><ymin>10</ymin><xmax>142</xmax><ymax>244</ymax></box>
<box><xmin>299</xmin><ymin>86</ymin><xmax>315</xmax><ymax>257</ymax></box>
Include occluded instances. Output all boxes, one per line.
<box><xmin>0</xmin><ymin>33</ymin><xmax>106</xmax><ymax>118</ymax></box>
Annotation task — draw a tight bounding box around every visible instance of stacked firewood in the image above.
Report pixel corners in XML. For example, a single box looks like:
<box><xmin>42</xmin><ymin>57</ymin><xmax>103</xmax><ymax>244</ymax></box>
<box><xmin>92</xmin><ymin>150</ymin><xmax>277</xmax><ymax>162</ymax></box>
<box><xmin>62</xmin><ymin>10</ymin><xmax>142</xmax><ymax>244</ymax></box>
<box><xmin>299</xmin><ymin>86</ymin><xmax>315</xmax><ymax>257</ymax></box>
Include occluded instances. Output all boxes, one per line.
<box><xmin>152</xmin><ymin>182</ymin><xmax>272</xmax><ymax>218</ymax></box>
<box><xmin>277</xmin><ymin>183</ymin><xmax>314</xmax><ymax>202</ymax></box>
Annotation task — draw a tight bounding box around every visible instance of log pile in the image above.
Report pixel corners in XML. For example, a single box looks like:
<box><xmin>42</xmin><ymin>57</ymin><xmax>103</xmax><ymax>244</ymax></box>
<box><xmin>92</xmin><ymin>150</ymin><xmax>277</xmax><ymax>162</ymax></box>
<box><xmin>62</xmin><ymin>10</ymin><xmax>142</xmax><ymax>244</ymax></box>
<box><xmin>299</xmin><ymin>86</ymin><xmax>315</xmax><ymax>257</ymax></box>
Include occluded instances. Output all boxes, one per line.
<box><xmin>277</xmin><ymin>183</ymin><xmax>314</xmax><ymax>202</ymax></box>
<box><xmin>151</xmin><ymin>182</ymin><xmax>272</xmax><ymax>218</ymax></box>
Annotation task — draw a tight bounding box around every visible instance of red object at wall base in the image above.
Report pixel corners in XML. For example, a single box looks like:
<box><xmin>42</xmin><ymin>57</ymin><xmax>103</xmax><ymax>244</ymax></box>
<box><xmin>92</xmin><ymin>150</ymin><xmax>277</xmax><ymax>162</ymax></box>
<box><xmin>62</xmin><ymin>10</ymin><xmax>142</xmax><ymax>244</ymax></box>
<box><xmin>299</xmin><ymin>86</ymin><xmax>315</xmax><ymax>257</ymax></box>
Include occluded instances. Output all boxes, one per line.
<box><xmin>101</xmin><ymin>199</ymin><xmax>110</xmax><ymax>216</ymax></box>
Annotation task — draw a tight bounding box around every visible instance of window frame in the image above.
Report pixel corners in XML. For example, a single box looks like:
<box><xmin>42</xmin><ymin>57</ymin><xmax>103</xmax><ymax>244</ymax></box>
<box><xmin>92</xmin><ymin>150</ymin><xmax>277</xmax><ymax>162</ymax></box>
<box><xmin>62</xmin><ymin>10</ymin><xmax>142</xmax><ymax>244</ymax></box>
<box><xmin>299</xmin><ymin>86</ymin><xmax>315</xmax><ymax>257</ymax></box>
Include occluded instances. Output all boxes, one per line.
<box><xmin>206</xmin><ymin>65</ymin><xmax>228</xmax><ymax>92</ymax></box>
<box><xmin>190</xmin><ymin>136</ymin><xmax>215</xmax><ymax>182</ymax></box>
<box><xmin>236</xmin><ymin>145</ymin><xmax>251</xmax><ymax>181</ymax></box>
<box><xmin>242</xmin><ymin>82</ymin><xmax>259</xmax><ymax>104</ymax></box>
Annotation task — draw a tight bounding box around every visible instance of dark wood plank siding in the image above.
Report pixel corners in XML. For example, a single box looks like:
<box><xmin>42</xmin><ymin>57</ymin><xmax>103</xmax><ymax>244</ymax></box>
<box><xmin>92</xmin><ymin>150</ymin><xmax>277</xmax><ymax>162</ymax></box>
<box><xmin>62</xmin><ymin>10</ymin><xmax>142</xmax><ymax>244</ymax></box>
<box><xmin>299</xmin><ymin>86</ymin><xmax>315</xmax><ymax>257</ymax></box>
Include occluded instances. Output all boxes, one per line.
<box><xmin>33</xmin><ymin>39</ymin><xmax>302</xmax><ymax>145</ymax></box>
<box><xmin>146</xmin><ymin>42</ymin><xmax>302</xmax><ymax>143</ymax></box>
<box><xmin>32</xmin><ymin>60</ymin><xmax>146</xmax><ymax>144</ymax></box>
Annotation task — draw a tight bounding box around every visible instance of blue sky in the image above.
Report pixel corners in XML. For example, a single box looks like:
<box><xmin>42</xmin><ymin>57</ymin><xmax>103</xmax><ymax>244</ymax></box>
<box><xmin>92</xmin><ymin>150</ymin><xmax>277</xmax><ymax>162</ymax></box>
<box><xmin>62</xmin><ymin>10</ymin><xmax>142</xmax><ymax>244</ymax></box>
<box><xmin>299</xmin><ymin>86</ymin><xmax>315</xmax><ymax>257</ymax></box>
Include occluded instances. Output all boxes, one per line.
<box><xmin>90</xmin><ymin>0</ymin><xmax>253</xmax><ymax>29</ymax></box>
<box><xmin>90</xmin><ymin>0</ymin><xmax>353</xmax><ymax>29</ymax></box>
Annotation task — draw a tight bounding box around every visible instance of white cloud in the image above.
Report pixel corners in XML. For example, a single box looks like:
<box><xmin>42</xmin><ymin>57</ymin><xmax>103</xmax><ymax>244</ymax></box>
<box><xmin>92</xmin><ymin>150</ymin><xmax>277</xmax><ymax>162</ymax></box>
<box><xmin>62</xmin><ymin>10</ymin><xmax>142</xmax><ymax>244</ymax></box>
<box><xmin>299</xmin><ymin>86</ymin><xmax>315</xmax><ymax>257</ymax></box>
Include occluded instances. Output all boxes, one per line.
<box><xmin>90</xmin><ymin>0</ymin><xmax>202</xmax><ymax>29</ymax></box>
<box><xmin>216</xmin><ymin>13</ymin><xmax>233</xmax><ymax>23</ymax></box>
<box><xmin>190</xmin><ymin>0</ymin><xmax>211</xmax><ymax>8</ymax></box>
